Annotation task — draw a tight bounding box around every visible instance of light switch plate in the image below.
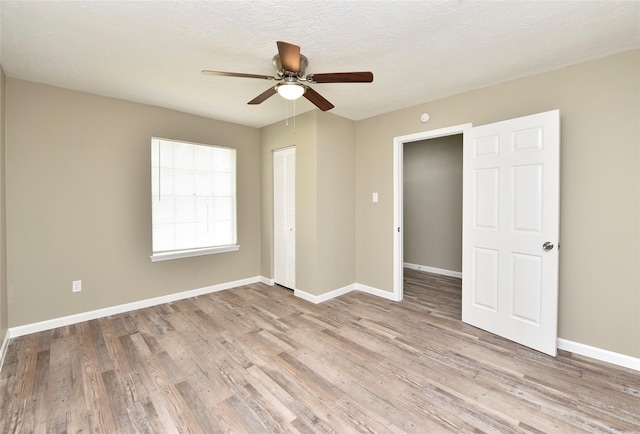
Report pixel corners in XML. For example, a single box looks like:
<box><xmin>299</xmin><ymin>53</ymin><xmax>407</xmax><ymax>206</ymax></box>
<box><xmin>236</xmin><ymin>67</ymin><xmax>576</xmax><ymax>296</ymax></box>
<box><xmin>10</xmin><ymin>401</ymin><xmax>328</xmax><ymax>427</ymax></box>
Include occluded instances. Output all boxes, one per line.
<box><xmin>372</xmin><ymin>192</ymin><xmax>379</xmax><ymax>203</ymax></box>
<box><xmin>72</xmin><ymin>280</ymin><xmax>82</xmax><ymax>292</ymax></box>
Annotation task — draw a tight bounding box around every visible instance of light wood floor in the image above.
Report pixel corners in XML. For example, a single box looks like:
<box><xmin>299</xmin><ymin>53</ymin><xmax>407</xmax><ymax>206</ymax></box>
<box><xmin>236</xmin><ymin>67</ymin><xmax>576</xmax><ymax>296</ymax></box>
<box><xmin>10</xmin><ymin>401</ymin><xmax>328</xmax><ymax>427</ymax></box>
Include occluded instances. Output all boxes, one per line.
<box><xmin>1</xmin><ymin>269</ymin><xmax>639</xmax><ymax>433</ymax></box>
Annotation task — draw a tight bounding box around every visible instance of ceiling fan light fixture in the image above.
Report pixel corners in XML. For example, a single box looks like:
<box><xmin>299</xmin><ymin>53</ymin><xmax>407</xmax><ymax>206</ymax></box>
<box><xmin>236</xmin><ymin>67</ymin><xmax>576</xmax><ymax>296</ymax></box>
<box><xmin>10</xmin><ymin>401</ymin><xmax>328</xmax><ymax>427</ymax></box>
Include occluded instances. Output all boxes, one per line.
<box><xmin>276</xmin><ymin>83</ymin><xmax>305</xmax><ymax>100</ymax></box>
<box><xmin>204</xmin><ymin>41</ymin><xmax>372</xmax><ymax>111</ymax></box>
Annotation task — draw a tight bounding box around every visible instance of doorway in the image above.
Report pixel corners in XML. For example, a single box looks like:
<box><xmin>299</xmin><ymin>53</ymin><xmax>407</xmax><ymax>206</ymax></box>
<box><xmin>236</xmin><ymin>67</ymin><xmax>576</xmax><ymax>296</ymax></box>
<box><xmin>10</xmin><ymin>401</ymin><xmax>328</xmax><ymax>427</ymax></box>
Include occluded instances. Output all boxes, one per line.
<box><xmin>403</xmin><ymin>134</ymin><xmax>463</xmax><ymax>282</ymax></box>
<box><xmin>393</xmin><ymin>124</ymin><xmax>472</xmax><ymax>301</ymax></box>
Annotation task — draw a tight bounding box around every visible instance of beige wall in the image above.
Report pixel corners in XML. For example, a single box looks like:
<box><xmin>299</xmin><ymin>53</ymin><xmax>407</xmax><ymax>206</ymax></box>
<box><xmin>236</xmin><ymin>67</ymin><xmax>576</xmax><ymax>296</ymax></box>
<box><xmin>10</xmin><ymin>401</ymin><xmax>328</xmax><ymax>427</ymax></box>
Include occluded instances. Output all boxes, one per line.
<box><xmin>0</xmin><ymin>66</ymin><xmax>7</xmax><ymax>341</ymax></box>
<box><xmin>6</xmin><ymin>79</ymin><xmax>261</xmax><ymax>327</ymax></box>
<box><xmin>260</xmin><ymin>110</ymin><xmax>355</xmax><ymax>296</ymax></box>
<box><xmin>403</xmin><ymin>135</ymin><xmax>463</xmax><ymax>272</ymax></box>
<box><xmin>316</xmin><ymin>111</ymin><xmax>355</xmax><ymax>293</ymax></box>
<box><xmin>355</xmin><ymin>49</ymin><xmax>640</xmax><ymax>358</ymax></box>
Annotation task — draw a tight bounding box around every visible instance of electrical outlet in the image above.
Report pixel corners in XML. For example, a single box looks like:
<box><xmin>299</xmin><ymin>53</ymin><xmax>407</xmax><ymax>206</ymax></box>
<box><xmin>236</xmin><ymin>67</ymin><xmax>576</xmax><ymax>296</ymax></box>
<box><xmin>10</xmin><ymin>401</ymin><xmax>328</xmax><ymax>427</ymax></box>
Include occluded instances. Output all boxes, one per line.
<box><xmin>72</xmin><ymin>280</ymin><xmax>82</xmax><ymax>293</ymax></box>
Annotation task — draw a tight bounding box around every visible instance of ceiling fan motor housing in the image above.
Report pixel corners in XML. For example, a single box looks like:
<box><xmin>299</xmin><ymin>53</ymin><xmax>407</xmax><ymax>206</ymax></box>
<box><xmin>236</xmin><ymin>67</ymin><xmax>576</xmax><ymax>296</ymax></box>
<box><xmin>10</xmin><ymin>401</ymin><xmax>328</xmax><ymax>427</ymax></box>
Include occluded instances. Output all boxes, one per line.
<box><xmin>273</xmin><ymin>54</ymin><xmax>308</xmax><ymax>78</ymax></box>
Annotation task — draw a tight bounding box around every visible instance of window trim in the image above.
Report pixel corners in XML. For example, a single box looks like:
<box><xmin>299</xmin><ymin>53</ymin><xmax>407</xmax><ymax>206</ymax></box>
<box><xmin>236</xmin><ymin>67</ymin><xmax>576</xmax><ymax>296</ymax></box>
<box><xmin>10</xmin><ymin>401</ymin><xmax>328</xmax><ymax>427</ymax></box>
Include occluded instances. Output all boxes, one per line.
<box><xmin>150</xmin><ymin>244</ymin><xmax>240</xmax><ymax>262</ymax></box>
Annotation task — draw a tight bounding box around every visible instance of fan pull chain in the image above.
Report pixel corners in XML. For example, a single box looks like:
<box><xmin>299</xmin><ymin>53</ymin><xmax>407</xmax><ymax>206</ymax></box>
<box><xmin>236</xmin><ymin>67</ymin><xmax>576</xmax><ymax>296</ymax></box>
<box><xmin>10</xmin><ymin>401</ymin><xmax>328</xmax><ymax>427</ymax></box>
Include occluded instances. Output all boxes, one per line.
<box><xmin>158</xmin><ymin>141</ymin><xmax>162</xmax><ymax>201</ymax></box>
<box><xmin>285</xmin><ymin>99</ymin><xmax>289</xmax><ymax>127</ymax></box>
<box><xmin>283</xmin><ymin>100</ymin><xmax>296</xmax><ymax>135</ymax></box>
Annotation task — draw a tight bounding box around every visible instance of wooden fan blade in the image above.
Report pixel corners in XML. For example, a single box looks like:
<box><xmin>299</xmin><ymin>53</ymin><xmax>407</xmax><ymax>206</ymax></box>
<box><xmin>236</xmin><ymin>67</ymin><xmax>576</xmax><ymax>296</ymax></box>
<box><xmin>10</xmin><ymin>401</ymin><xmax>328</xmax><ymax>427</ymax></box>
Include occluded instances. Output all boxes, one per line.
<box><xmin>248</xmin><ymin>87</ymin><xmax>277</xmax><ymax>105</ymax></box>
<box><xmin>308</xmin><ymin>72</ymin><xmax>374</xmax><ymax>83</ymax></box>
<box><xmin>303</xmin><ymin>87</ymin><xmax>334</xmax><ymax>111</ymax></box>
<box><xmin>202</xmin><ymin>70</ymin><xmax>275</xmax><ymax>80</ymax></box>
<box><xmin>277</xmin><ymin>41</ymin><xmax>301</xmax><ymax>72</ymax></box>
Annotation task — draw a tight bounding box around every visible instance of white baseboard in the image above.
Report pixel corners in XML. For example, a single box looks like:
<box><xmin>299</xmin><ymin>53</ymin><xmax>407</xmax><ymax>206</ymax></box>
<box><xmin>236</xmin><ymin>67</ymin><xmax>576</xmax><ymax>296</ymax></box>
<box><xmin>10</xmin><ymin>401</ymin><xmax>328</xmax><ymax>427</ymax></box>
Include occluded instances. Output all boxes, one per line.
<box><xmin>0</xmin><ymin>329</ymin><xmax>9</xmax><ymax>372</ymax></box>
<box><xmin>557</xmin><ymin>338</ymin><xmax>640</xmax><ymax>372</ymax></box>
<box><xmin>355</xmin><ymin>283</ymin><xmax>400</xmax><ymax>301</ymax></box>
<box><xmin>8</xmin><ymin>276</ymin><xmax>264</xmax><ymax>339</ymax></box>
<box><xmin>404</xmin><ymin>262</ymin><xmax>462</xmax><ymax>279</ymax></box>
<box><xmin>294</xmin><ymin>282</ymin><xmax>400</xmax><ymax>304</ymax></box>
<box><xmin>259</xmin><ymin>276</ymin><xmax>275</xmax><ymax>286</ymax></box>
<box><xmin>294</xmin><ymin>283</ymin><xmax>356</xmax><ymax>304</ymax></box>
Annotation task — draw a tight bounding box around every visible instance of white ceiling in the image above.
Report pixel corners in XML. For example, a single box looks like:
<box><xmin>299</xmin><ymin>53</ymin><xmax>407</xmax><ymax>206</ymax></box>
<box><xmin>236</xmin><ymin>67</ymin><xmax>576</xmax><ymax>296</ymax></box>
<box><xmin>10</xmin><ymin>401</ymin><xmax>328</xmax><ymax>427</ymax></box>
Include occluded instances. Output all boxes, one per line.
<box><xmin>1</xmin><ymin>1</ymin><xmax>639</xmax><ymax>128</ymax></box>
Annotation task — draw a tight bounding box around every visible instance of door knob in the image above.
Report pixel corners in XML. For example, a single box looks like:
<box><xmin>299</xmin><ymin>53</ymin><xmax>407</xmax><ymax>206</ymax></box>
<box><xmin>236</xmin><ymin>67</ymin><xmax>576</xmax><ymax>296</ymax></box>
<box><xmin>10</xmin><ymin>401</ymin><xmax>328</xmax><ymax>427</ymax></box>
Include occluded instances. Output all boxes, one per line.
<box><xmin>542</xmin><ymin>242</ymin><xmax>554</xmax><ymax>250</ymax></box>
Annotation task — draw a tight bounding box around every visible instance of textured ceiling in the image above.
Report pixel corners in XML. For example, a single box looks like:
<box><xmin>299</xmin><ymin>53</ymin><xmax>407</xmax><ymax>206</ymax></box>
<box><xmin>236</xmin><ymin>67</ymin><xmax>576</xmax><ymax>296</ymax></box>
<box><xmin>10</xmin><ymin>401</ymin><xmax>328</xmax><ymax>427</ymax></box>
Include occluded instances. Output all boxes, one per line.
<box><xmin>1</xmin><ymin>1</ymin><xmax>639</xmax><ymax>128</ymax></box>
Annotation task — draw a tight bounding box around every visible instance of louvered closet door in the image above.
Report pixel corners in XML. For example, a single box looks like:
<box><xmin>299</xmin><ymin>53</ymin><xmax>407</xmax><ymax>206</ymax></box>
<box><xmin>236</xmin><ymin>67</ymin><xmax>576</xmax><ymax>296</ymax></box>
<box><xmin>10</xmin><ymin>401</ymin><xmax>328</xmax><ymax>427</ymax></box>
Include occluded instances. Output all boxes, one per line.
<box><xmin>273</xmin><ymin>147</ymin><xmax>296</xmax><ymax>289</ymax></box>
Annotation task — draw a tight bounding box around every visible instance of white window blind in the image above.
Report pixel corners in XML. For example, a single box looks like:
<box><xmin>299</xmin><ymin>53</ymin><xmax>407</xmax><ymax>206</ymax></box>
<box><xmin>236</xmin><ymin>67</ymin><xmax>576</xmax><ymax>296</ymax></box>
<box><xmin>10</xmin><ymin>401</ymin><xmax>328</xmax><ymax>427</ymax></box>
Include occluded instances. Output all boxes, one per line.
<box><xmin>151</xmin><ymin>138</ymin><xmax>238</xmax><ymax>262</ymax></box>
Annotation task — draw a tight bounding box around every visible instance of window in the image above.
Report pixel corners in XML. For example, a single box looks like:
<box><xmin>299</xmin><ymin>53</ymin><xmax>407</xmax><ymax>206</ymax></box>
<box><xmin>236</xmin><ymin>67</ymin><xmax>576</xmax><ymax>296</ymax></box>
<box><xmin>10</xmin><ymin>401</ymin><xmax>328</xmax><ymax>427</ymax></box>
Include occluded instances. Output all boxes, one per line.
<box><xmin>151</xmin><ymin>137</ymin><xmax>238</xmax><ymax>262</ymax></box>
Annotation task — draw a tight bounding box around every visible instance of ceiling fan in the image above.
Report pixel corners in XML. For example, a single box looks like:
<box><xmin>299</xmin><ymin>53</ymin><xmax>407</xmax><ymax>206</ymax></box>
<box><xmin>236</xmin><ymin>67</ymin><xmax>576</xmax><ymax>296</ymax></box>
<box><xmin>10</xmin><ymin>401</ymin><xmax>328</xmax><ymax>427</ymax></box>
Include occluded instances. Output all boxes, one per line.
<box><xmin>202</xmin><ymin>41</ymin><xmax>373</xmax><ymax>111</ymax></box>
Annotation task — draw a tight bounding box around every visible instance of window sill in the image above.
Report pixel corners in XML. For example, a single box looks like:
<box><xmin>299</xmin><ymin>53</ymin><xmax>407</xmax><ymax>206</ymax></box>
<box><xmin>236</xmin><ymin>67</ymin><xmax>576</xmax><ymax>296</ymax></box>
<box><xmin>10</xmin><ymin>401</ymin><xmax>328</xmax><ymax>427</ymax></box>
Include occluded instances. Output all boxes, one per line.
<box><xmin>150</xmin><ymin>245</ymin><xmax>240</xmax><ymax>262</ymax></box>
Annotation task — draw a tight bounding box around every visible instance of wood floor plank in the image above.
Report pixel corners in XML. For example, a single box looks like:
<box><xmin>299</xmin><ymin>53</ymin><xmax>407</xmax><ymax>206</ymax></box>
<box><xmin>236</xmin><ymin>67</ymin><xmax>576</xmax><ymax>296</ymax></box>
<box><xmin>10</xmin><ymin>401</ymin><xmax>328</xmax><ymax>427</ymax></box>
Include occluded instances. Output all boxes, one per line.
<box><xmin>45</xmin><ymin>335</ymin><xmax>79</xmax><ymax>433</ymax></box>
<box><xmin>88</xmin><ymin>319</ymin><xmax>114</xmax><ymax>373</ymax></box>
<box><xmin>245</xmin><ymin>365</ymin><xmax>298</xmax><ymax>423</ymax></box>
<box><xmin>77</xmin><ymin>321</ymin><xmax>118</xmax><ymax>433</ymax></box>
<box><xmin>100</xmin><ymin>317</ymin><xmax>133</xmax><ymax>375</ymax></box>
<box><xmin>9</xmin><ymin>334</ymin><xmax>38</xmax><ymax>404</ymax></box>
<box><xmin>135</xmin><ymin>369</ymin><xmax>181</xmax><ymax>433</ymax></box>
<box><xmin>101</xmin><ymin>369</ymin><xmax>135</xmax><ymax>434</ymax></box>
<box><xmin>118</xmin><ymin>370</ymin><xmax>156</xmax><ymax>434</ymax></box>
<box><xmin>174</xmin><ymin>379</ymin><xmax>225</xmax><ymax>433</ymax></box>
<box><xmin>2</xmin><ymin>269</ymin><xmax>639</xmax><ymax>433</ymax></box>
<box><xmin>144</xmin><ymin>353</ymin><xmax>206</xmax><ymax>433</ymax></box>
<box><xmin>209</xmin><ymin>397</ymin><xmax>252</xmax><ymax>433</ymax></box>
<box><xmin>228</xmin><ymin>381</ymin><xmax>300</xmax><ymax>433</ymax></box>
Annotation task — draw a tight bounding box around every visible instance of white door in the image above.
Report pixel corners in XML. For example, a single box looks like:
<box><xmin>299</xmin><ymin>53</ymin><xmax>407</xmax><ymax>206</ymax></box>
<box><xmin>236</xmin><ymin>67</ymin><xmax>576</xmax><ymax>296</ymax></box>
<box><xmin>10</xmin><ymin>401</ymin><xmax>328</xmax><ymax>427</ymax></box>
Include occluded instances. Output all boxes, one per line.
<box><xmin>273</xmin><ymin>147</ymin><xmax>296</xmax><ymax>289</ymax></box>
<box><xmin>462</xmin><ymin>110</ymin><xmax>560</xmax><ymax>356</ymax></box>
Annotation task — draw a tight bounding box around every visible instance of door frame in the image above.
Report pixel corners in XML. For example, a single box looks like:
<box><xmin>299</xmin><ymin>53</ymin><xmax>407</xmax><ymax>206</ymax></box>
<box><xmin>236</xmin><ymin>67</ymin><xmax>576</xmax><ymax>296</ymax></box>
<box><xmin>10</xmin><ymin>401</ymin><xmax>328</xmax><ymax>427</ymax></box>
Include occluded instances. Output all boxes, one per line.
<box><xmin>392</xmin><ymin>123</ymin><xmax>473</xmax><ymax>300</ymax></box>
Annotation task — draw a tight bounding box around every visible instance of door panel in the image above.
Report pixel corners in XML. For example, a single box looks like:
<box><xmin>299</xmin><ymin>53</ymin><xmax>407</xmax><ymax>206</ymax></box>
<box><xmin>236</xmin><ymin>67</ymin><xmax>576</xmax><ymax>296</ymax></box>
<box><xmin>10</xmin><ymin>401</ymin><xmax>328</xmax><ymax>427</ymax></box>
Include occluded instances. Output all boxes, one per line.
<box><xmin>513</xmin><ymin>164</ymin><xmax>542</xmax><ymax>232</ymax></box>
<box><xmin>473</xmin><ymin>247</ymin><xmax>499</xmax><ymax>310</ymax></box>
<box><xmin>511</xmin><ymin>252</ymin><xmax>542</xmax><ymax>323</ymax></box>
<box><xmin>463</xmin><ymin>110</ymin><xmax>560</xmax><ymax>356</ymax></box>
<box><xmin>474</xmin><ymin>168</ymin><xmax>499</xmax><ymax>229</ymax></box>
<box><xmin>273</xmin><ymin>147</ymin><xmax>296</xmax><ymax>289</ymax></box>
